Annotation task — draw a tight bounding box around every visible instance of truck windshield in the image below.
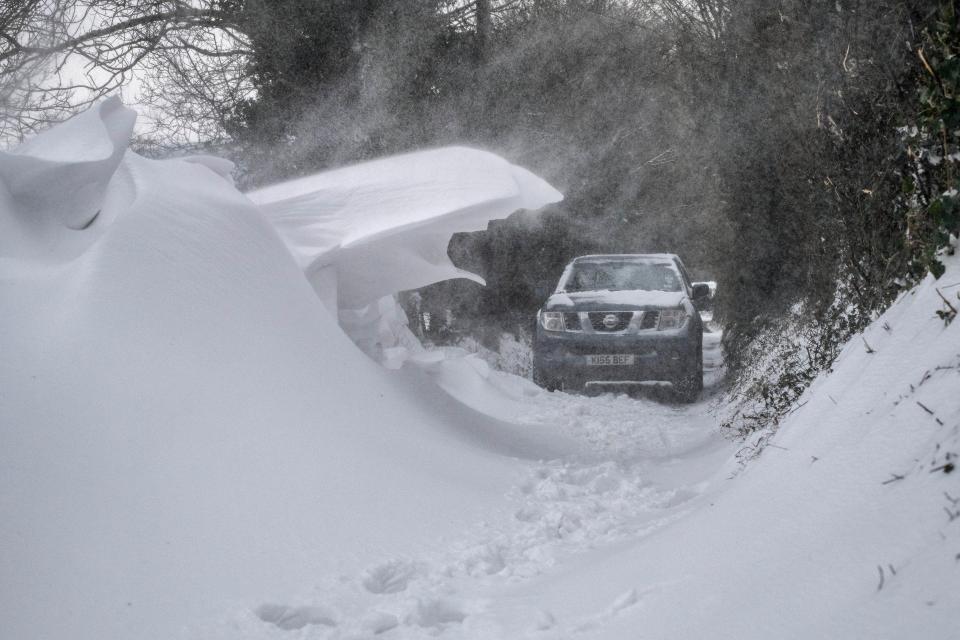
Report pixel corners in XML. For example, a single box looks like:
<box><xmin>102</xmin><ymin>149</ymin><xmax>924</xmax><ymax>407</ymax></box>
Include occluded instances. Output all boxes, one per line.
<box><xmin>563</xmin><ymin>261</ymin><xmax>682</xmax><ymax>293</ymax></box>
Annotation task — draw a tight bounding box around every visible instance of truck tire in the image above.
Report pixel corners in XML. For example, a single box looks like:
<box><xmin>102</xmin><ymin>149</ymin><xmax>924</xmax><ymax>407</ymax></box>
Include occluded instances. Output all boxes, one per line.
<box><xmin>533</xmin><ymin>365</ymin><xmax>560</xmax><ymax>392</ymax></box>
<box><xmin>673</xmin><ymin>349</ymin><xmax>703</xmax><ymax>403</ymax></box>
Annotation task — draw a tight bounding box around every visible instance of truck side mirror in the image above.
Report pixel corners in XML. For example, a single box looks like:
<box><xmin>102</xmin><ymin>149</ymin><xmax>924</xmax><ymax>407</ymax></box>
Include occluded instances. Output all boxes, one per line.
<box><xmin>692</xmin><ymin>283</ymin><xmax>711</xmax><ymax>300</ymax></box>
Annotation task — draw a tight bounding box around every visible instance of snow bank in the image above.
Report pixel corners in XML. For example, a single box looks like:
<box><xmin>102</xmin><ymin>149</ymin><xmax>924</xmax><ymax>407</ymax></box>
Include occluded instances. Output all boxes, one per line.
<box><xmin>502</xmin><ymin>250</ymin><xmax>960</xmax><ymax>638</ymax></box>
<box><xmin>0</xmin><ymin>99</ymin><xmax>567</xmax><ymax>640</ymax></box>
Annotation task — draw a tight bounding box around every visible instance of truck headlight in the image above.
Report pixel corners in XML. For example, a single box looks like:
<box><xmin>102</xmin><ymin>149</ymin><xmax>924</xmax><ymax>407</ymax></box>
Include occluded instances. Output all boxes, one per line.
<box><xmin>658</xmin><ymin>308</ymin><xmax>687</xmax><ymax>330</ymax></box>
<box><xmin>539</xmin><ymin>311</ymin><xmax>564</xmax><ymax>332</ymax></box>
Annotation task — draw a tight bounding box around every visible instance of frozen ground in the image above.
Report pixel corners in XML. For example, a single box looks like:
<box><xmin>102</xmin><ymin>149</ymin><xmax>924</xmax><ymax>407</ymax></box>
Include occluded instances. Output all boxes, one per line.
<box><xmin>2</xmin><ymin>102</ymin><xmax>958</xmax><ymax>640</ymax></box>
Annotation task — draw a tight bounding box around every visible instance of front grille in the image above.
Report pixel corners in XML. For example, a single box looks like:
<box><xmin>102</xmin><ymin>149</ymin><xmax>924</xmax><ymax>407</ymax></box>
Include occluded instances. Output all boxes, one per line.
<box><xmin>588</xmin><ymin>311</ymin><xmax>633</xmax><ymax>332</ymax></box>
<box><xmin>561</xmin><ymin>343</ymin><xmax>657</xmax><ymax>357</ymax></box>
<box><xmin>640</xmin><ymin>310</ymin><xmax>660</xmax><ymax>330</ymax></box>
<box><xmin>562</xmin><ymin>312</ymin><xmax>582</xmax><ymax>331</ymax></box>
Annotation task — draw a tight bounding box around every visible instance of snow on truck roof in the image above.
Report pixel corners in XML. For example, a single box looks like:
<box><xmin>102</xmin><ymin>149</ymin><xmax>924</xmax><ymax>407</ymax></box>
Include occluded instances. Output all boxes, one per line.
<box><xmin>571</xmin><ymin>253</ymin><xmax>680</xmax><ymax>263</ymax></box>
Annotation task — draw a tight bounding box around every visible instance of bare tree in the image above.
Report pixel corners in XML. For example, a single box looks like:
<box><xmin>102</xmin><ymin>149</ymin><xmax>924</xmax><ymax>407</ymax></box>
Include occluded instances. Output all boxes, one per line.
<box><xmin>656</xmin><ymin>0</ymin><xmax>728</xmax><ymax>39</ymax></box>
<box><xmin>2</xmin><ymin>1</ymin><xmax>518</xmax><ymax>146</ymax></box>
<box><xmin>0</xmin><ymin>0</ymin><xmax>248</xmax><ymax>142</ymax></box>
<box><xmin>1</xmin><ymin>0</ymin><xmax>76</xmax><ymax>137</ymax></box>
<box><xmin>136</xmin><ymin>20</ymin><xmax>252</xmax><ymax>148</ymax></box>
<box><xmin>475</xmin><ymin>0</ymin><xmax>491</xmax><ymax>60</ymax></box>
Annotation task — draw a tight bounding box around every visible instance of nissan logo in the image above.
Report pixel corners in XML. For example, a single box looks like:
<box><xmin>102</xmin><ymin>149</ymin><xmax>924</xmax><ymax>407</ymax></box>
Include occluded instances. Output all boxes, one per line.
<box><xmin>602</xmin><ymin>313</ymin><xmax>619</xmax><ymax>329</ymax></box>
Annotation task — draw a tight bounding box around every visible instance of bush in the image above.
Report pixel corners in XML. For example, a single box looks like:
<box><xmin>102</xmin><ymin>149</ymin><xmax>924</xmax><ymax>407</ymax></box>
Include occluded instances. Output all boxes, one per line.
<box><xmin>721</xmin><ymin>293</ymin><xmax>871</xmax><ymax>443</ymax></box>
<box><xmin>717</xmin><ymin>1</ymin><xmax>960</xmax><ymax>442</ymax></box>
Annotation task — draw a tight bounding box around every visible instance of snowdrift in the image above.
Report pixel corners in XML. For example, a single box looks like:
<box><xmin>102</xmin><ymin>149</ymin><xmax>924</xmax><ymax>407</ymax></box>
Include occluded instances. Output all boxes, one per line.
<box><xmin>0</xmin><ymin>99</ymin><xmax>564</xmax><ymax>640</ymax></box>
<box><xmin>247</xmin><ymin>144</ymin><xmax>563</xmax><ymax>415</ymax></box>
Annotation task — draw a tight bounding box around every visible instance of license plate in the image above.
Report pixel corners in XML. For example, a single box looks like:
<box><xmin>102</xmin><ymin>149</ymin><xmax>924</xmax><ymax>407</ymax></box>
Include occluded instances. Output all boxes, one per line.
<box><xmin>586</xmin><ymin>354</ymin><xmax>636</xmax><ymax>366</ymax></box>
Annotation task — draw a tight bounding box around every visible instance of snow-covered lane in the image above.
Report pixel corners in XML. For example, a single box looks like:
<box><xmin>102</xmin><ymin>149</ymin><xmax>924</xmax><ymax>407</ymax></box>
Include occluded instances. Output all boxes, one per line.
<box><xmin>519</xmin><ymin>327</ymin><xmax>726</xmax><ymax>462</ymax></box>
<box><xmin>481</xmin><ymin>261</ymin><xmax>960</xmax><ymax>640</ymax></box>
<box><xmin>206</xmin><ymin>330</ymin><xmax>733</xmax><ymax>639</ymax></box>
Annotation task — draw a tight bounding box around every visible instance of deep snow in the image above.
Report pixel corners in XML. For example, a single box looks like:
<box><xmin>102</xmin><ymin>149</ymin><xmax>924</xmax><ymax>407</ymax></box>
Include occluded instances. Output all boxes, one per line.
<box><xmin>0</xmin><ymin>99</ymin><xmax>568</xmax><ymax>640</ymax></box>
<box><xmin>2</xmin><ymin>101</ymin><xmax>958</xmax><ymax>640</ymax></box>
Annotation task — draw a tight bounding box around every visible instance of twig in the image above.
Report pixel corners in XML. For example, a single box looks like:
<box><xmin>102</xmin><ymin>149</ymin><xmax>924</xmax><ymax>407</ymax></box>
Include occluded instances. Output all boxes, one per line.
<box><xmin>916</xmin><ymin>401</ymin><xmax>935</xmax><ymax>415</ymax></box>
<box><xmin>934</xmin><ymin>287</ymin><xmax>960</xmax><ymax>324</ymax></box>
<box><xmin>862</xmin><ymin>336</ymin><xmax>875</xmax><ymax>353</ymax></box>
<box><xmin>876</xmin><ymin>565</ymin><xmax>885</xmax><ymax>591</ymax></box>
<box><xmin>917</xmin><ymin>47</ymin><xmax>948</xmax><ymax>98</ymax></box>
<box><xmin>788</xmin><ymin>400</ymin><xmax>808</xmax><ymax>415</ymax></box>
<box><xmin>881</xmin><ymin>473</ymin><xmax>906</xmax><ymax>485</ymax></box>
<box><xmin>936</xmin><ymin>288</ymin><xmax>958</xmax><ymax>314</ymax></box>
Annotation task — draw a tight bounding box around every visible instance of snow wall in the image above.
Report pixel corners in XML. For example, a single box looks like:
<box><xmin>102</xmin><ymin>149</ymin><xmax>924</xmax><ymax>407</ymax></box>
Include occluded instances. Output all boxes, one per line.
<box><xmin>0</xmin><ymin>98</ymin><xmax>564</xmax><ymax>639</ymax></box>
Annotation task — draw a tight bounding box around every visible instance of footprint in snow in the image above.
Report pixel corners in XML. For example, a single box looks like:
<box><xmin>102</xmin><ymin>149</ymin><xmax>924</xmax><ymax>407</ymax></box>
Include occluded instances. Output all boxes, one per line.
<box><xmin>534</xmin><ymin>609</ymin><xmax>557</xmax><ymax>631</ymax></box>
<box><xmin>412</xmin><ymin>598</ymin><xmax>468</xmax><ymax>628</ymax></box>
<box><xmin>362</xmin><ymin>558</ymin><xmax>420</xmax><ymax>594</ymax></box>
<box><xmin>361</xmin><ymin>611</ymin><xmax>400</xmax><ymax>635</ymax></box>
<box><xmin>255</xmin><ymin>603</ymin><xmax>337</xmax><ymax>630</ymax></box>
<box><xmin>461</xmin><ymin>541</ymin><xmax>508</xmax><ymax>576</ymax></box>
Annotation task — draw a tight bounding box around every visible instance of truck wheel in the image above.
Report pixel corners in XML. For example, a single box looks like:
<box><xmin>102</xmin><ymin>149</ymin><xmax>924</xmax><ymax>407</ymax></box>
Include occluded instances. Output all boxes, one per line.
<box><xmin>533</xmin><ymin>365</ymin><xmax>560</xmax><ymax>392</ymax></box>
<box><xmin>673</xmin><ymin>351</ymin><xmax>703</xmax><ymax>403</ymax></box>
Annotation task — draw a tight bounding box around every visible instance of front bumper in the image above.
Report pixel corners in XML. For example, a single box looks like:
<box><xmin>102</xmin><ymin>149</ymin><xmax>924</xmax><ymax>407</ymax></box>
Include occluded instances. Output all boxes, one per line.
<box><xmin>533</xmin><ymin>329</ymin><xmax>698</xmax><ymax>388</ymax></box>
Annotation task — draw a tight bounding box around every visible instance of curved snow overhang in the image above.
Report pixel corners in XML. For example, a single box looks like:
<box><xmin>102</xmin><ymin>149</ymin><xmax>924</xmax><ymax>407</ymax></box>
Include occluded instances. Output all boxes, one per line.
<box><xmin>246</xmin><ymin>146</ymin><xmax>563</xmax><ymax>311</ymax></box>
<box><xmin>0</xmin><ymin>97</ymin><xmax>137</xmax><ymax>260</ymax></box>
